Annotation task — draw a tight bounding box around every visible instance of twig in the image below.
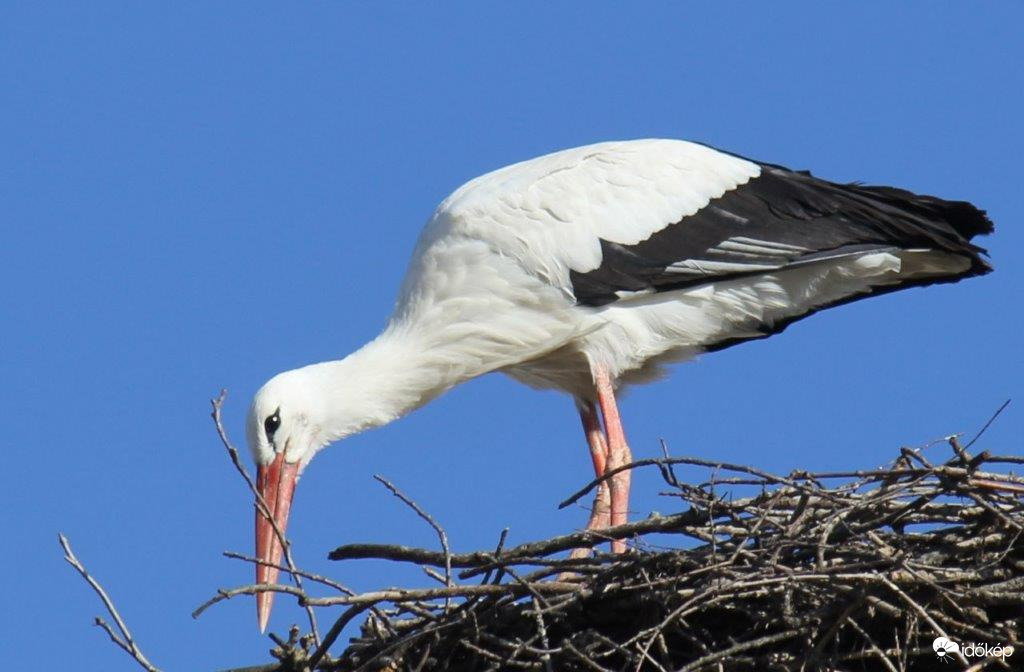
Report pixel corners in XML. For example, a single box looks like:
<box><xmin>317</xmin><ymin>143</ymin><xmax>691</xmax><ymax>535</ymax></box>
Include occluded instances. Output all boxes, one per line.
<box><xmin>877</xmin><ymin>573</ymin><xmax>969</xmax><ymax>666</ymax></box>
<box><xmin>303</xmin><ymin>581</ymin><xmax>581</xmax><ymax>607</ymax></box>
<box><xmin>308</xmin><ymin>604</ymin><xmax>371</xmax><ymax>669</ymax></box>
<box><xmin>331</xmin><ymin>509</ymin><xmax>716</xmax><ymax>566</ymax></box>
<box><xmin>560</xmin><ymin>456</ymin><xmax>843</xmax><ymax>510</ymax></box>
<box><xmin>192</xmin><ymin>583</ymin><xmax>308</xmax><ymax>619</ymax></box>
<box><xmin>481</xmin><ymin>527</ymin><xmax>509</xmax><ymax>586</ymax></box>
<box><xmin>59</xmin><ymin>534</ymin><xmax>161</xmax><ymax>672</ymax></box>
<box><xmin>192</xmin><ymin>578</ymin><xmax>581</xmax><ymax>618</ymax></box>
<box><xmin>676</xmin><ymin>629</ymin><xmax>801</xmax><ymax>671</ymax></box>
<box><xmin>843</xmin><ymin>616</ymin><xmax>900</xmax><ymax>672</ymax></box>
<box><xmin>223</xmin><ymin>550</ymin><xmax>356</xmax><ymax>595</ymax></box>
<box><xmin>373</xmin><ymin>474</ymin><xmax>454</xmax><ymax>594</ymax></box>
<box><xmin>964</xmin><ymin>398</ymin><xmax>1011</xmax><ymax>450</ymax></box>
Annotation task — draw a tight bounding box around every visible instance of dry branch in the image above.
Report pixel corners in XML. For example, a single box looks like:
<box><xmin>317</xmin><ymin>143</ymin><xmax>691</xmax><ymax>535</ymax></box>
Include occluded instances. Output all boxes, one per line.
<box><xmin>59</xmin><ymin>534</ymin><xmax>162</xmax><ymax>672</ymax></box>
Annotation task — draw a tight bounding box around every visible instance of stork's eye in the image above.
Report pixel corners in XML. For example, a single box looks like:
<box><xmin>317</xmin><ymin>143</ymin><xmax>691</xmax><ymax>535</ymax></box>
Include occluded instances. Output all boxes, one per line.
<box><xmin>264</xmin><ymin>413</ymin><xmax>281</xmax><ymax>441</ymax></box>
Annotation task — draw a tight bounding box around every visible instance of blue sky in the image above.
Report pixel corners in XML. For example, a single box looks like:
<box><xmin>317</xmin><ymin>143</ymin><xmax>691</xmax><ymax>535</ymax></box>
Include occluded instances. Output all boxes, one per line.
<box><xmin>3</xmin><ymin>3</ymin><xmax>1021</xmax><ymax>669</ymax></box>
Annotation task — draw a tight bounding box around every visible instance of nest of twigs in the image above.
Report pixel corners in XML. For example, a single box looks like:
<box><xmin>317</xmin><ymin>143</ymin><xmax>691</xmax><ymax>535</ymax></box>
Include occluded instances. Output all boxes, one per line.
<box><xmin>62</xmin><ymin>399</ymin><xmax>1022</xmax><ymax>672</ymax></box>
<box><xmin>281</xmin><ymin>434</ymin><xmax>1022</xmax><ymax>672</ymax></box>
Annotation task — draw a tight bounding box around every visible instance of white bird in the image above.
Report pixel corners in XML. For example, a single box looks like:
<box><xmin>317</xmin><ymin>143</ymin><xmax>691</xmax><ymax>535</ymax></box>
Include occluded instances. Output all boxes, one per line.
<box><xmin>246</xmin><ymin>138</ymin><xmax>993</xmax><ymax>631</ymax></box>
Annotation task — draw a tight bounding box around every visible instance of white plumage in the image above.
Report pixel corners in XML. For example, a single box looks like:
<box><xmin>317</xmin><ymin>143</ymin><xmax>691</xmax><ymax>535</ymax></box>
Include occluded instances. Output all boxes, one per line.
<box><xmin>427</xmin><ymin>140</ymin><xmax>758</xmax><ymax>279</ymax></box>
<box><xmin>386</xmin><ymin>139</ymin><xmax>972</xmax><ymax>397</ymax></box>
<box><xmin>245</xmin><ymin>138</ymin><xmax>992</xmax><ymax>631</ymax></box>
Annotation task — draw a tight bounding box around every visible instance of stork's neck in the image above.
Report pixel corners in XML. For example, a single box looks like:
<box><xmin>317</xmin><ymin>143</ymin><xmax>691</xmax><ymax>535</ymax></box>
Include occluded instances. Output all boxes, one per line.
<box><xmin>304</xmin><ymin>323</ymin><xmax>476</xmax><ymax>444</ymax></box>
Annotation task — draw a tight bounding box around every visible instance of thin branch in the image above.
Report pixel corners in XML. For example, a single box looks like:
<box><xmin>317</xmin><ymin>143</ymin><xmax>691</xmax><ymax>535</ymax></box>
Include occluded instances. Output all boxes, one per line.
<box><xmin>192</xmin><ymin>583</ymin><xmax>308</xmax><ymax>619</ymax></box>
<box><xmin>308</xmin><ymin>605</ymin><xmax>371</xmax><ymax>669</ymax></box>
<box><xmin>561</xmin><ymin>456</ymin><xmax>852</xmax><ymax>510</ymax></box>
<box><xmin>223</xmin><ymin>551</ymin><xmax>356</xmax><ymax>595</ymax></box>
<box><xmin>877</xmin><ymin>573</ymin><xmax>969</xmax><ymax>666</ymax></box>
<box><xmin>481</xmin><ymin>527</ymin><xmax>510</xmax><ymax>586</ymax></box>
<box><xmin>964</xmin><ymin>398</ymin><xmax>1011</xmax><ymax>450</ymax></box>
<box><xmin>676</xmin><ymin>629</ymin><xmax>801</xmax><ymax>672</ymax></box>
<box><xmin>373</xmin><ymin>474</ymin><xmax>453</xmax><ymax>592</ymax></box>
<box><xmin>331</xmin><ymin>509</ymin><xmax>715</xmax><ymax>567</ymax></box>
<box><xmin>59</xmin><ymin>534</ymin><xmax>161</xmax><ymax>672</ymax></box>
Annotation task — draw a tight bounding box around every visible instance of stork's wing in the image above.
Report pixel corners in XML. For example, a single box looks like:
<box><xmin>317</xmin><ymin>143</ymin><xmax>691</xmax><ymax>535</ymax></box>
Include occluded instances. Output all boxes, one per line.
<box><xmin>569</xmin><ymin>162</ymin><xmax>993</xmax><ymax>306</ymax></box>
<box><xmin>420</xmin><ymin>139</ymin><xmax>991</xmax><ymax>307</ymax></box>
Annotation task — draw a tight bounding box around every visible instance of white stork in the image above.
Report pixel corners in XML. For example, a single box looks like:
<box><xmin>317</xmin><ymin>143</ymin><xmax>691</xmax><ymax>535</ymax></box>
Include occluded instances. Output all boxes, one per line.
<box><xmin>246</xmin><ymin>139</ymin><xmax>993</xmax><ymax>631</ymax></box>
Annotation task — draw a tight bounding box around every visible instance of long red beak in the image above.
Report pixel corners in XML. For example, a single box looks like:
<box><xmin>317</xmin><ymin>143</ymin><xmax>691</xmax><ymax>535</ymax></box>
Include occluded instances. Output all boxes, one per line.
<box><xmin>255</xmin><ymin>452</ymin><xmax>299</xmax><ymax>633</ymax></box>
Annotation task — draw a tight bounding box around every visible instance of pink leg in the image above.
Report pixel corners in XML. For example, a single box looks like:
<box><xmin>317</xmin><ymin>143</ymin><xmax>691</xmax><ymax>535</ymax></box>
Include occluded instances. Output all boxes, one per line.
<box><xmin>568</xmin><ymin>402</ymin><xmax>611</xmax><ymax>562</ymax></box>
<box><xmin>580</xmin><ymin>400</ymin><xmax>608</xmax><ymax>479</ymax></box>
<box><xmin>577</xmin><ymin>401</ymin><xmax>610</xmax><ymax>531</ymax></box>
<box><xmin>594</xmin><ymin>365</ymin><xmax>632</xmax><ymax>553</ymax></box>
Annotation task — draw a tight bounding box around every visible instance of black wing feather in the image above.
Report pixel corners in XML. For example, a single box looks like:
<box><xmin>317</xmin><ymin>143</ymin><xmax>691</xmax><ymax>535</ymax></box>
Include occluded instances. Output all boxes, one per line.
<box><xmin>570</xmin><ymin>163</ymin><xmax>993</xmax><ymax>307</ymax></box>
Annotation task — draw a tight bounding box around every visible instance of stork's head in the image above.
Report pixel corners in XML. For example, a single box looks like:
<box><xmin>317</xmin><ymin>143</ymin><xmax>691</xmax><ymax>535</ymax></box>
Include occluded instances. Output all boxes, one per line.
<box><xmin>244</xmin><ymin>347</ymin><xmax>413</xmax><ymax>631</ymax></box>
<box><xmin>246</xmin><ymin>369</ymin><xmax>326</xmax><ymax>633</ymax></box>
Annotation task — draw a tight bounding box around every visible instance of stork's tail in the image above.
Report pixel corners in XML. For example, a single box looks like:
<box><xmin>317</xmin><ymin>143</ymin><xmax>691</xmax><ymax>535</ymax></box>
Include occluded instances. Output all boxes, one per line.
<box><xmin>849</xmin><ymin>182</ymin><xmax>994</xmax><ymax>276</ymax></box>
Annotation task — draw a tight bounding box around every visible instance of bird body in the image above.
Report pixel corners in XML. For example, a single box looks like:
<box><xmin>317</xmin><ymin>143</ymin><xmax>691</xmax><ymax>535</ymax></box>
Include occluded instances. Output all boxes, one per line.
<box><xmin>247</xmin><ymin>139</ymin><xmax>993</xmax><ymax>631</ymax></box>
